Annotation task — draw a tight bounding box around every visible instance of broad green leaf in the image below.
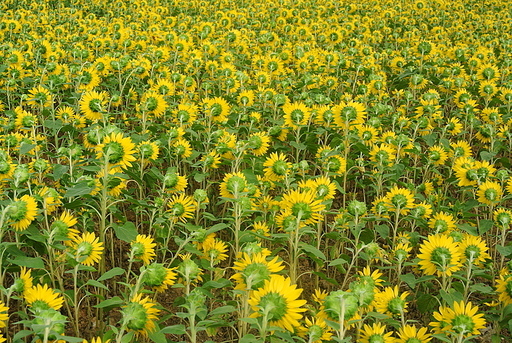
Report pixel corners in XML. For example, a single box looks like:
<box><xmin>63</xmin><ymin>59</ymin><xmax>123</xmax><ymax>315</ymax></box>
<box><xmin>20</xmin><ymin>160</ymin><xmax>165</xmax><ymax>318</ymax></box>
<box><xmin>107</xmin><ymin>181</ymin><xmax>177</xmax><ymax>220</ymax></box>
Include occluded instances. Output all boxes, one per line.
<box><xmin>299</xmin><ymin>242</ymin><xmax>326</xmax><ymax>261</ymax></box>
<box><xmin>85</xmin><ymin>279</ymin><xmax>108</xmax><ymax>291</ymax></box>
<box><xmin>94</xmin><ymin>296</ymin><xmax>123</xmax><ymax>308</ymax></box>
<box><xmin>64</xmin><ymin>180</ymin><xmax>95</xmax><ymax>197</ymax></box>
<box><xmin>8</xmin><ymin>256</ymin><xmax>45</xmax><ymax>269</ymax></box>
<box><xmin>209</xmin><ymin>305</ymin><xmax>236</xmax><ymax>316</ymax></box>
<box><xmin>113</xmin><ymin>221</ymin><xmax>138</xmax><ymax>243</ymax></box>
<box><xmin>98</xmin><ymin>267</ymin><xmax>125</xmax><ymax>281</ymax></box>
<box><xmin>159</xmin><ymin>324</ymin><xmax>187</xmax><ymax>335</ymax></box>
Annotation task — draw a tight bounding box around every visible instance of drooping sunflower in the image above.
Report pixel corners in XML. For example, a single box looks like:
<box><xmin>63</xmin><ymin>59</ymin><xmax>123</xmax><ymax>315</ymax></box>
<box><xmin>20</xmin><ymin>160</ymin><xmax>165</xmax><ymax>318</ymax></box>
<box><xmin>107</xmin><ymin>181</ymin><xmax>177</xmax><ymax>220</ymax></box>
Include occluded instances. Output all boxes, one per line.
<box><xmin>79</xmin><ymin>90</ymin><xmax>107</xmax><ymax>121</ymax></box>
<box><xmin>417</xmin><ymin>234</ymin><xmax>462</xmax><ymax>277</ymax></box>
<box><xmin>430</xmin><ymin>301</ymin><xmax>486</xmax><ymax>338</ymax></box>
<box><xmin>374</xmin><ymin>285</ymin><xmax>409</xmax><ymax>318</ymax></box>
<box><xmin>24</xmin><ymin>284</ymin><xmax>64</xmax><ymax>312</ymax></box>
<box><xmin>231</xmin><ymin>252</ymin><xmax>284</xmax><ymax>291</ymax></box>
<box><xmin>203</xmin><ymin>97</ymin><xmax>230</xmax><ymax>123</ymax></box>
<box><xmin>70</xmin><ymin>232</ymin><xmax>104</xmax><ymax>266</ymax></box>
<box><xmin>163</xmin><ymin>169</ymin><xmax>188</xmax><ymax>193</ymax></box>
<box><xmin>494</xmin><ymin>208</ymin><xmax>512</xmax><ymax>227</ymax></box>
<box><xmin>50</xmin><ymin>211</ymin><xmax>79</xmax><ymax>243</ymax></box>
<box><xmin>333</xmin><ymin>101</ymin><xmax>367</xmax><ymax>129</ymax></box>
<box><xmin>219</xmin><ymin>172</ymin><xmax>248</xmax><ymax>199</ymax></box>
<box><xmin>95</xmin><ymin>132</ymin><xmax>136</xmax><ymax>172</ymax></box>
<box><xmin>449</xmin><ymin>140</ymin><xmax>472</xmax><ymax>160</ymax></box>
<box><xmin>137</xmin><ymin>140</ymin><xmax>159</xmax><ymax>164</ymax></box>
<box><xmin>396</xmin><ymin>325</ymin><xmax>431</xmax><ymax>343</ymax></box>
<box><xmin>428</xmin><ymin>211</ymin><xmax>457</xmax><ymax>234</ymax></box>
<box><xmin>167</xmin><ymin>193</ymin><xmax>196</xmax><ymax>223</ymax></box>
<box><xmin>138</xmin><ymin>90</ymin><xmax>167</xmax><ymax>118</ymax></box>
<box><xmin>6</xmin><ymin>195</ymin><xmax>38</xmax><ymax>231</ymax></box>
<box><xmin>476</xmin><ymin>63</ymin><xmax>501</xmax><ymax>82</ymax></box>
<box><xmin>384</xmin><ymin>186</ymin><xmax>415</xmax><ymax>215</ymax></box>
<box><xmin>26</xmin><ymin>85</ymin><xmax>53</xmax><ymax>108</ymax></box>
<box><xmin>130</xmin><ymin>234</ymin><xmax>157</xmax><ymax>265</ymax></box>
<box><xmin>12</xmin><ymin>267</ymin><xmax>33</xmax><ymax>296</ymax></box>
<box><xmin>247</xmin><ymin>132</ymin><xmax>270</xmax><ymax>157</ymax></box>
<box><xmin>172</xmin><ymin>103</ymin><xmax>198</xmax><ymax>127</ymax></box>
<box><xmin>263</xmin><ymin>152</ymin><xmax>291</xmax><ymax>182</ymax></box>
<box><xmin>477</xmin><ymin>180</ymin><xmax>502</xmax><ymax>205</ymax></box>
<box><xmin>369</xmin><ymin>143</ymin><xmax>396</xmax><ymax>167</ymax></box>
<box><xmin>458</xmin><ymin>234</ymin><xmax>490</xmax><ymax>267</ymax></box>
<box><xmin>200</xmin><ymin>151</ymin><xmax>222</xmax><ymax>169</ymax></box>
<box><xmin>201</xmin><ymin>236</ymin><xmax>229</xmax><ymax>265</ymax></box>
<box><xmin>142</xmin><ymin>263</ymin><xmax>177</xmax><ymax>293</ymax></box>
<box><xmin>248</xmin><ymin>274</ymin><xmax>307</xmax><ymax>332</ymax></box>
<box><xmin>282</xmin><ymin>101</ymin><xmax>312</xmax><ymax>129</ymax></box>
<box><xmin>359</xmin><ymin>323</ymin><xmax>395</xmax><ymax>343</ymax></box>
<box><xmin>280</xmin><ymin>189</ymin><xmax>325</xmax><ymax>225</ymax></box>
<box><xmin>170</xmin><ymin>138</ymin><xmax>193</xmax><ymax>159</ymax></box>
<box><xmin>14</xmin><ymin>106</ymin><xmax>37</xmax><ymax>130</ymax></box>
<box><xmin>121</xmin><ymin>293</ymin><xmax>160</xmax><ymax>336</ymax></box>
<box><xmin>297</xmin><ymin>316</ymin><xmax>333</xmax><ymax>343</ymax></box>
<box><xmin>427</xmin><ymin>145</ymin><xmax>448</xmax><ymax>166</ymax></box>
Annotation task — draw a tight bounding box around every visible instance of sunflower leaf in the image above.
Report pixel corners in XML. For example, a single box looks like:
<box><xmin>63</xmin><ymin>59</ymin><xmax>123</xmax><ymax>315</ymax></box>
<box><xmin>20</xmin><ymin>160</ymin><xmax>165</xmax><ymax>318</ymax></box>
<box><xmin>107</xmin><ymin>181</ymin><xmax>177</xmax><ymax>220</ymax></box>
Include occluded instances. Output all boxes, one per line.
<box><xmin>97</xmin><ymin>267</ymin><xmax>124</xmax><ymax>282</ymax></box>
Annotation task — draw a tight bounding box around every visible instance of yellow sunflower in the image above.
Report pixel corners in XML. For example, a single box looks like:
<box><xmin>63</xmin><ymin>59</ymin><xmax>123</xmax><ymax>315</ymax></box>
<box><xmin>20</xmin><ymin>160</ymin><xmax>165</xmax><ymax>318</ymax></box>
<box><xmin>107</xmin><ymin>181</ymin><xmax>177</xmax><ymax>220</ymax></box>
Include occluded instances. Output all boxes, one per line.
<box><xmin>167</xmin><ymin>194</ymin><xmax>196</xmax><ymax>223</ymax></box>
<box><xmin>26</xmin><ymin>85</ymin><xmax>53</xmax><ymax>108</ymax></box>
<box><xmin>359</xmin><ymin>323</ymin><xmax>395</xmax><ymax>343</ymax></box>
<box><xmin>70</xmin><ymin>232</ymin><xmax>104</xmax><ymax>266</ymax></box>
<box><xmin>477</xmin><ymin>180</ymin><xmax>502</xmax><ymax>205</ymax></box>
<box><xmin>138</xmin><ymin>91</ymin><xmax>167</xmax><ymax>118</ymax></box>
<box><xmin>374</xmin><ymin>285</ymin><xmax>409</xmax><ymax>318</ymax></box>
<box><xmin>142</xmin><ymin>263</ymin><xmax>177</xmax><ymax>293</ymax></box>
<box><xmin>263</xmin><ymin>152</ymin><xmax>291</xmax><ymax>182</ymax></box>
<box><xmin>79</xmin><ymin>90</ymin><xmax>107</xmax><ymax>121</ymax></box>
<box><xmin>280</xmin><ymin>189</ymin><xmax>325</xmax><ymax>225</ymax></box>
<box><xmin>130</xmin><ymin>234</ymin><xmax>156</xmax><ymax>265</ymax></box>
<box><xmin>24</xmin><ymin>284</ymin><xmax>64</xmax><ymax>312</ymax></box>
<box><xmin>248</xmin><ymin>274</ymin><xmax>307</xmax><ymax>332</ymax></box>
<box><xmin>282</xmin><ymin>101</ymin><xmax>312</xmax><ymax>129</ymax></box>
<box><xmin>0</xmin><ymin>301</ymin><xmax>8</xmax><ymax>328</ymax></box>
<box><xmin>231</xmin><ymin>252</ymin><xmax>284</xmax><ymax>291</ymax></box>
<box><xmin>14</xmin><ymin>106</ymin><xmax>37</xmax><ymax>130</ymax></box>
<box><xmin>396</xmin><ymin>325</ymin><xmax>431</xmax><ymax>343</ymax></box>
<box><xmin>384</xmin><ymin>186</ymin><xmax>415</xmax><ymax>215</ymax></box>
<box><xmin>417</xmin><ymin>234</ymin><xmax>462</xmax><ymax>277</ymax></box>
<box><xmin>6</xmin><ymin>195</ymin><xmax>38</xmax><ymax>231</ymax></box>
<box><xmin>247</xmin><ymin>132</ymin><xmax>270</xmax><ymax>157</ymax></box>
<box><xmin>369</xmin><ymin>143</ymin><xmax>396</xmax><ymax>167</ymax></box>
<box><xmin>121</xmin><ymin>293</ymin><xmax>160</xmax><ymax>336</ymax></box>
<box><xmin>203</xmin><ymin>97</ymin><xmax>230</xmax><ymax>123</ymax></box>
<box><xmin>458</xmin><ymin>234</ymin><xmax>490</xmax><ymax>267</ymax></box>
<box><xmin>172</xmin><ymin>103</ymin><xmax>198</xmax><ymax>127</ymax></box>
<box><xmin>428</xmin><ymin>211</ymin><xmax>457</xmax><ymax>234</ymax></box>
<box><xmin>333</xmin><ymin>101</ymin><xmax>367</xmax><ymax>129</ymax></box>
<box><xmin>95</xmin><ymin>132</ymin><xmax>136</xmax><ymax>172</ymax></box>
<box><xmin>219</xmin><ymin>172</ymin><xmax>248</xmax><ymax>199</ymax></box>
<box><xmin>430</xmin><ymin>301</ymin><xmax>486</xmax><ymax>338</ymax></box>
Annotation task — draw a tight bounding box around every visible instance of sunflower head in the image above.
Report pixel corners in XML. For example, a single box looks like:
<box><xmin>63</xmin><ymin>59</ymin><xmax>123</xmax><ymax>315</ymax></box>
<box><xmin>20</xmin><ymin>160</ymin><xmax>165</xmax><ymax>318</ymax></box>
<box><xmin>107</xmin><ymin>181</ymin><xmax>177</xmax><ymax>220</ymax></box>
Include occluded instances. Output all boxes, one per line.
<box><xmin>323</xmin><ymin>290</ymin><xmax>359</xmax><ymax>321</ymax></box>
<box><xmin>121</xmin><ymin>294</ymin><xmax>160</xmax><ymax>336</ymax></box>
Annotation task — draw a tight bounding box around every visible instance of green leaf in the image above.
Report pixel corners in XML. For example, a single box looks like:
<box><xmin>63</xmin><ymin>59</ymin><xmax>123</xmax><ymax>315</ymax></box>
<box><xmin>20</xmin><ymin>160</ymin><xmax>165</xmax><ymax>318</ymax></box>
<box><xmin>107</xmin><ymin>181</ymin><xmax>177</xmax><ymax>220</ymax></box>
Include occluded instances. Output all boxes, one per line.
<box><xmin>19</xmin><ymin>142</ymin><xmax>36</xmax><ymax>155</ymax></box>
<box><xmin>98</xmin><ymin>267</ymin><xmax>125</xmax><ymax>281</ymax></box>
<box><xmin>8</xmin><ymin>256</ymin><xmax>45</xmax><ymax>269</ymax></box>
<box><xmin>94</xmin><ymin>296</ymin><xmax>123</xmax><ymax>309</ymax></box>
<box><xmin>497</xmin><ymin>245</ymin><xmax>512</xmax><ymax>257</ymax></box>
<box><xmin>113</xmin><ymin>221</ymin><xmax>138</xmax><ymax>243</ymax></box>
<box><xmin>480</xmin><ymin>151</ymin><xmax>495</xmax><ymax>161</ymax></box>
<box><xmin>299</xmin><ymin>242</ymin><xmax>326</xmax><ymax>261</ymax></box>
<box><xmin>478</xmin><ymin>219</ymin><xmax>493</xmax><ymax>235</ymax></box>
<box><xmin>416</xmin><ymin>293</ymin><xmax>437</xmax><ymax>313</ymax></box>
<box><xmin>470</xmin><ymin>283</ymin><xmax>493</xmax><ymax>294</ymax></box>
<box><xmin>52</xmin><ymin>164</ymin><xmax>69</xmax><ymax>181</ymax></box>
<box><xmin>203</xmin><ymin>278</ymin><xmax>232</xmax><ymax>290</ymax></box>
<box><xmin>328</xmin><ymin>258</ymin><xmax>348</xmax><ymax>267</ymax></box>
<box><xmin>85</xmin><ymin>279</ymin><xmax>108</xmax><ymax>291</ymax></box>
<box><xmin>400</xmin><ymin>273</ymin><xmax>417</xmax><ymax>289</ymax></box>
<box><xmin>208</xmin><ymin>223</ymin><xmax>229</xmax><ymax>233</ymax></box>
<box><xmin>64</xmin><ymin>180</ymin><xmax>95</xmax><ymax>197</ymax></box>
<box><xmin>374</xmin><ymin>224</ymin><xmax>389</xmax><ymax>239</ymax></box>
<box><xmin>240</xmin><ymin>334</ymin><xmax>262</xmax><ymax>343</ymax></box>
<box><xmin>159</xmin><ymin>324</ymin><xmax>187</xmax><ymax>335</ymax></box>
<box><xmin>149</xmin><ymin>324</ymin><xmax>166</xmax><ymax>343</ymax></box>
<box><xmin>209</xmin><ymin>305</ymin><xmax>236</xmax><ymax>316</ymax></box>
<box><xmin>13</xmin><ymin>330</ymin><xmax>33</xmax><ymax>341</ymax></box>
<box><xmin>54</xmin><ymin>335</ymin><xmax>84</xmax><ymax>343</ymax></box>
<box><xmin>457</xmin><ymin>223</ymin><xmax>478</xmax><ymax>236</ymax></box>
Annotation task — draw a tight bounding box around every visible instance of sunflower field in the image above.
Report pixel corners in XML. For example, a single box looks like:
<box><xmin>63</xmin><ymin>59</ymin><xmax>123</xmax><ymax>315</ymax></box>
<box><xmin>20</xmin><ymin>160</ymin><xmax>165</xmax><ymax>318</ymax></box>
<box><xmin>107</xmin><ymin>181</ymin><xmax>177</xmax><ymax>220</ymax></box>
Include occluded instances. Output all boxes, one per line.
<box><xmin>1</xmin><ymin>0</ymin><xmax>512</xmax><ymax>342</ymax></box>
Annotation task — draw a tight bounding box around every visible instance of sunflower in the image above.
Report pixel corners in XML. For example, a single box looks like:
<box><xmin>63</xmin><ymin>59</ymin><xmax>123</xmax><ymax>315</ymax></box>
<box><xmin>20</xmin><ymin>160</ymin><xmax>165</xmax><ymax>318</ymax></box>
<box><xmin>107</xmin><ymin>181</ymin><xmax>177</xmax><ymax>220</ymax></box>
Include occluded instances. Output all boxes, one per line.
<box><xmin>280</xmin><ymin>189</ymin><xmax>325</xmax><ymax>225</ymax></box>
<box><xmin>494</xmin><ymin>208</ymin><xmax>512</xmax><ymax>226</ymax></box>
<box><xmin>24</xmin><ymin>284</ymin><xmax>64</xmax><ymax>312</ymax></box>
<box><xmin>396</xmin><ymin>325</ymin><xmax>431</xmax><ymax>343</ymax></box>
<box><xmin>50</xmin><ymin>211</ymin><xmax>79</xmax><ymax>243</ymax></box>
<box><xmin>384</xmin><ymin>186</ymin><xmax>415</xmax><ymax>215</ymax></box>
<box><xmin>203</xmin><ymin>97</ymin><xmax>230</xmax><ymax>123</ymax></box>
<box><xmin>130</xmin><ymin>235</ymin><xmax>156</xmax><ymax>265</ymax></box>
<box><xmin>357</xmin><ymin>124</ymin><xmax>380</xmax><ymax>146</ymax></box>
<box><xmin>449</xmin><ymin>140</ymin><xmax>472</xmax><ymax>159</ymax></box>
<box><xmin>417</xmin><ymin>234</ymin><xmax>462</xmax><ymax>277</ymax></box>
<box><xmin>496</xmin><ymin>271</ymin><xmax>512</xmax><ymax>305</ymax></box>
<box><xmin>14</xmin><ymin>106</ymin><xmax>37</xmax><ymax>130</ymax></box>
<box><xmin>458</xmin><ymin>234</ymin><xmax>490</xmax><ymax>267</ymax></box>
<box><xmin>333</xmin><ymin>101</ymin><xmax>367</xmax><ymax>129</ymax></box>
<box><xmin>369</xmin><ymin>143</ymin><xmax>396</xmax><ymax>167</ymax></box>
<box><xmin>11</xmin><ymin>267</ymin><xmax>33</xmax><ymax>296</ymax></box>
<box><xmin>163</xmin><ymin>169</ymin><xmax>188</xmax><ymax>193</ymax></box>
<box><xmin>201</xmin><ymin>237</ymin><xmax>228</xmax><ymax>265</ymax></box>
<box><xmin>479</xmin><ymin>80</ymin><xmax>498</xmax><ymax>99</ymax></box>
<box><xmin>79</xmin><ymin>90</ymin><xmax>107</xmax><ymax>121</ymax></box>
<box><xmin>200</xmin><ymin>151</ymin><xmax>222</xmax><ymax>169</ymax></box>
<box><xmin>428</xmin><ymin>211</ymin><xmax>457</xmax><ymax>234</ymax></box>
<box><xmin>313</xmin><ymin>105</ymin><xmax>336</xmax><ymax>127</ymax></box>
<box><xmin>95</xmin><ymin>132</ymin><xmax>136</xmax><ymax>172</ymax></box>
<box><xmin>138</xmin><ymin>91</ymin><xmax>167</xmax><ymax>117</ymax></box>
<box><xmin>137</xmin><ymin>141</ymin><xmax>159</xmax><ymax>163</ymax></box>
<box><xmin>177</xmin><ymin>253</ymin><xmax>203</xmax><ymax>286</ymax></box>
<box><xmin>446</xmin><ymin>118</ymin><xmax>463</xmax><ymax>136</ymax></box>
<box><xmin>297</xmin><ymin>316</ymin><xmax>333</xmax><ymax>343</ymax></box>
<box><xmin>247</xmin><ymin>132</ymin><xmax>270</xmax><ymax>156</ymax></box>
<box><xmin>170</xmin><ymin>138</ymin><xmax>193</xmax><ymax>159</ymax></box>
<box><xmin>121</xmin><ymin>293</ymin><xmax>160</xmax><ymax>336</ymax></box>
<box><xmin>477</xmin><ymin>63</ymin><xmax>501</xmax><ymax>82</ymax></box>
<box><xmin>142</xmin><ymin>263</ymin><xmax>177</xmax><ymax>292</ymax></box>
<box><xmin>282</xmin><ymin>101</ymin><xmax>312</xmax><ymax>129</ymax></box>
<box><xmin>248</xmin><ymin>275</ymin><xmax>306</xmax><ymax>332</ymax></box>
<box><xmin>430</xmin><ymin>301</ymin><xmax>486</xmax><ymax>338</ymax></box>
<box><xmin>427</xmin><ymin>145</ymin><xmax>448</xmax><ymax>166</ymax></box>
<box><xmin>26</xmin><ymin>85</ymin><xmax>53</xmax><ymax>108</ymax></box>
<box><xmin>322</xmin><ymin>154</ymin><xmax>347</xmax><ymax>175</ymax></box>
<box><xmin>219</xmin><ymin>172</ymin><xmax>248</xmax><ymax>199</ymax></box>
<box><xmin>393</xmin><ymin>242</ymin><xmax>412</xmax><ymax>263</ymax></box>
<box><xmin>374</xmin><ymin>286</ymin><xmax>409</xmax><ymax>317</ymax></box>
<box><xmin>231</xmin><ymin>252</ymin><xmax>284</xmax><ymax>291</ymax></box>
<box><xmin>263</xmin><ymin>152</ymin><xmax>291</xmax><ymax>182</ymax></box>
<box><xmin>0</xmin><ymin>301</ymin><xmax>8</xmax><ymax>328</ymax></box>
<box><xmin>172</xmin><ymin>103</ymin><xmax>198</xmax><ymax>127</ymax></box>
<box><xmin>359</xmin><ymin>323</ymin><xmax>395</xmax><ymax>343</ymax></box>
<box><xmin>71</xmin><ymin>232</ymin><xmax>104</xmax><ymax>266</ymax></box>
<box><xmin>6</xmin><ymin>195</ymin><xmax>38</xmax><ymax>231</ymax></box>
<box><xmin>299</xmin><ymin>175</ymin><xmax>337</xmax><ymax>201</ymax></box>
<box><xmin>167</xmin><ymin>193</ymin><xmax>196</xmax><ymax>223</ymax></box>
<box><xmin>477</xmin><ymin>180</ymin><xmax>502</xmax><ymax>205</ymax></box>
<box><xmin>238</xmin><ymin>90</ymin><xmax>255</xmax><ymax>107</ymax></box>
